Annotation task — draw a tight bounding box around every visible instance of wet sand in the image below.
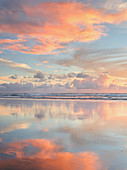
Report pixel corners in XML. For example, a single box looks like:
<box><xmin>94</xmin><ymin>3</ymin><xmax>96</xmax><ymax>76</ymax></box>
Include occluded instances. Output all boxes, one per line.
<box><xmin>0</xmin><ymin>99</ymin><xmax>127</xmax><ymax>170</ymax></box>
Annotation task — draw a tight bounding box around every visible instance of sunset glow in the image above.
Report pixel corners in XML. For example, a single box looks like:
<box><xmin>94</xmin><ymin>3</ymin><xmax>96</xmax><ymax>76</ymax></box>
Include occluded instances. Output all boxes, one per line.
<box><xmin>0</xmin><ymin>0</ymin><xmax>127</xmax><ymax>93</ymax></box>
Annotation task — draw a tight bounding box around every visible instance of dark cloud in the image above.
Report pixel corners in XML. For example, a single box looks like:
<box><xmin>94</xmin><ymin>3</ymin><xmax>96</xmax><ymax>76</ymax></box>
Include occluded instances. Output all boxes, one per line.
<box><xmin>0</xmin><ymin>82</ymin><xmax>34</xmax><ymax>92</ymax></box>
<box><xmin>65</xmin><ymin>82</ymin><xmax>72</xmax><ymax>89</ymax></box>
<box><xmin>71</xmin><ymin>74</ymin><xmax>116</xmax><ymax>89</ymax></box>
<box><xmin>34</xmin><ymin>72</ymin><xmax>44</xmax><ymax>79</ymax></box>
<box><xmin>9</xmin><ymin>75</ymin><xmax>17</xmax><ymax>79</ymax></box>
<box><xmin>72</xmin><ymin>79</ymin><xmax>100</xmax><ymax>89</ymax></box>
<box><xmin>38</xmin><ymin>83</ymin><xmax>53</xmax><ymax>88</ymax></box>
<box><xmin>0</xmin><ymin>82</ymin><xmax>53</xmax><ymax>92</ymax></box>
<box><xmin>55</xmin><ymin>74</ymin><xmax>67</xmax><ymax>79</ymax></box>
<box><xmin>76</xmin><ymin>73</ymin><xmax>90</xmax><ymax>78</ymax></box>
<box><xmin>34</xmin><ymin>71</ymin><xmax>45</xmax><ymax>82</ymax></box>
<box><xmin>48</xmin><ymin>75</ymin><xmax>54</xmax><ymax>80</ymax></box>
<box><xmin>0</xmin><ymin>74</ymin><xmax>126</xmax><ymax>93</ymax></box>
<box><xmin>48</xmin><ymin>72</ymin><xmax>91</xmax><ymax>80</ymax></box>
<box><xmin>67</xmin><ymin>73</ymin><xmax>76</xmax><ymax>78</ymax></box>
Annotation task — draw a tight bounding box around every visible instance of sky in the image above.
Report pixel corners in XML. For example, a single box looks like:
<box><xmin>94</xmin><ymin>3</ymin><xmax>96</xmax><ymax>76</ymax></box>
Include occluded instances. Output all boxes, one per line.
<box><xmin>0</xmin><ymin>0</ymin><xmax>127</xmax><ymax>93</ymax></box>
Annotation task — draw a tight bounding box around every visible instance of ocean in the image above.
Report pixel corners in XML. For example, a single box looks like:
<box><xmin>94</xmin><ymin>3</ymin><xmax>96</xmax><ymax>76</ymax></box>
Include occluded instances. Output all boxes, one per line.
<box><xmin>0</xmin><ymin>93</ymin><xmax>127</xmax><ymax>100</ymax></box>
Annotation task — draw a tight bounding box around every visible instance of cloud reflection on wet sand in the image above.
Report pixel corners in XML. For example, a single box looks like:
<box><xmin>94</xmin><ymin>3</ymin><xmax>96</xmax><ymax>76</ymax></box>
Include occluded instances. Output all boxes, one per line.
<box><xmin>0</xmin><ymin>139</ymin><xmax>101</xmax><ymax>170</ymax></box>
<box><xmin>0</xmin><ymin>99</ymin><xmax>127</xmax><ymax>169</ymax></box>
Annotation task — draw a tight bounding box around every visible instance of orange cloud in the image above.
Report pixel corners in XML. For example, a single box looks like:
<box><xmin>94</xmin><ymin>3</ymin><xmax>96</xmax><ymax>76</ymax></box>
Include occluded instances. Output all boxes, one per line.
<box><xmin>97</xmin><ymin>74</ymin><xmax>114</xmax><ymax>88</ymax></box>
<box><xmin>42</xmin><ymin>61</ymin><xmax>48</xmax><ymax>64</ymax></box>
<box><xmin>0</xmin><ymin>39</ymin><xmax>19</xmax><ymax>44</ymax></box>
<box><xmin>44</xmin><ymin>128</ymin><xmax>48</xmax><ymax>132</ymax></box>
<box><xmin>0</xmin><ymin>2</ymin><xmax>127</xmax><ymax>54</ymax></box>
<box><xmin>104</xmin><ymin>9</ymin><xmax>127</xmax><ymax>24</ymax></box>
<box><xmin>45</xmin><ymin>65</ymin><xmax>54</xmax><ymax>68</ymax></box>
<box><xmin>36</xmin><ymin>63</ymin><xmax>42</xmax><ymax>66</ymax></box>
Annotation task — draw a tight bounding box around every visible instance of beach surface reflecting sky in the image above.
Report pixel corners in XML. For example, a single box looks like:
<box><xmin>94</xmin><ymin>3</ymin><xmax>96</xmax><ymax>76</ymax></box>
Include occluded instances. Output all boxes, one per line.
<box><xmin>0</xmin><ymin>99</ymin><xmax>127</xmax><ymax>170</ymax></box>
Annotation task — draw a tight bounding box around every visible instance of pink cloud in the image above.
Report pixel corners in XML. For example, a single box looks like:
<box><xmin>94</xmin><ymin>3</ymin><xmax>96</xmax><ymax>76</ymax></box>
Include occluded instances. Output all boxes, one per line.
<box><xmin>0</xmin><ymin>1</ymin><xmax>127</xmax><ymax>54</ymax></box>
<box><xmin>44</xmin><ymin>128</ymin><xmax>48</xmax><ymax>132</ymax></box>
<box><xmin>45</xmin><ymin>65</ymin><xmax>54</xmax><ymax>68</ymax></box>
<box><xmin>42</xmin><ymin>61</ymin><xmax>48</xmax><ymax>64</ymax></box>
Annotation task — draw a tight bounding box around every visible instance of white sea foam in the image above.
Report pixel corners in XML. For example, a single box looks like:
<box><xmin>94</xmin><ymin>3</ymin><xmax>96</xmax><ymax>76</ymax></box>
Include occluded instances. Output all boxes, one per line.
<box><xmin>0</xmin><ymin>93</ymin><xmax>127</xmax><ymax>100</ymax></box>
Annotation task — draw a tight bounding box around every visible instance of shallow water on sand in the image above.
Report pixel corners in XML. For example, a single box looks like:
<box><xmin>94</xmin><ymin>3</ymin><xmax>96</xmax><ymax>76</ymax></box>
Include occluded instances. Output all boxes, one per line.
<box><xmin>0</xmin><ymin>98</ymin><xmax>127</xmax><ymax>170</ymax></box>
